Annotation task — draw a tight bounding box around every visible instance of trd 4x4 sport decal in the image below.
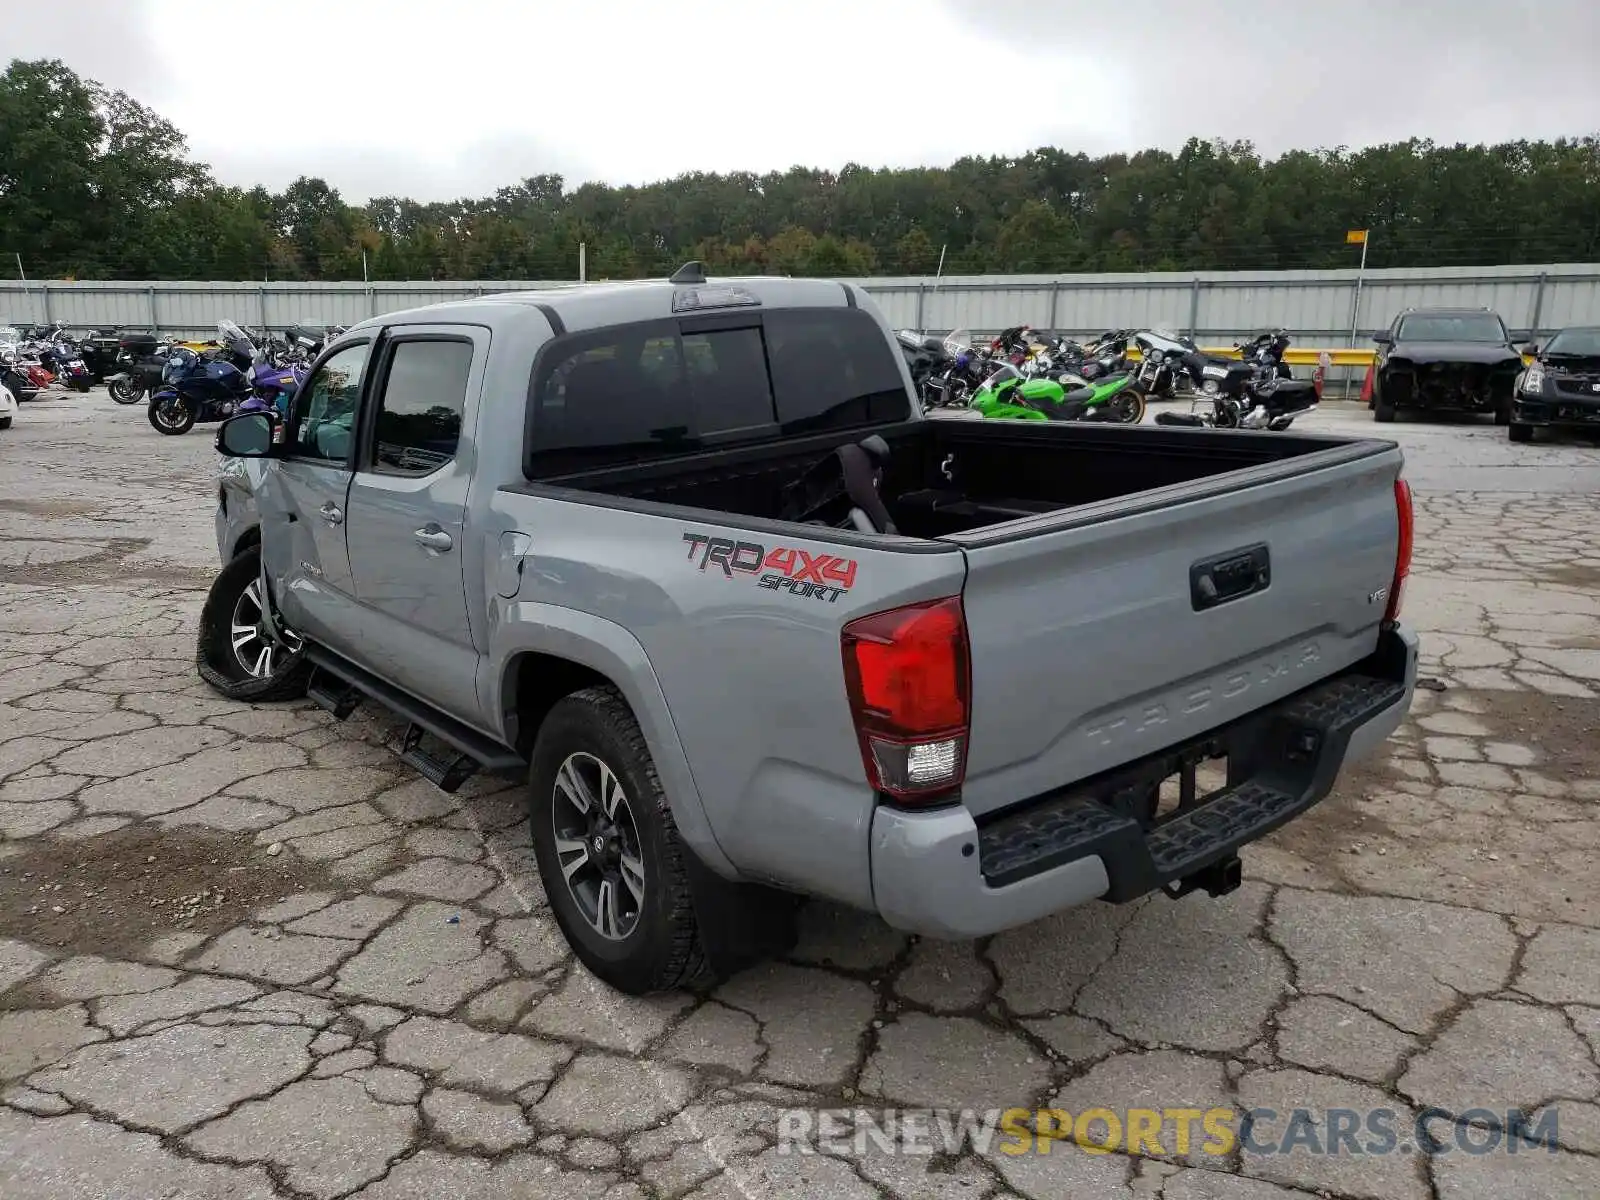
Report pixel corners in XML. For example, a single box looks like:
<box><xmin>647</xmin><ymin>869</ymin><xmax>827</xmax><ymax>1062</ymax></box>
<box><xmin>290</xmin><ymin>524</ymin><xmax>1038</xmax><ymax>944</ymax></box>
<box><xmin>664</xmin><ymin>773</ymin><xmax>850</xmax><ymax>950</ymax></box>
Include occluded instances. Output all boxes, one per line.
<box><xmin>682</xmin><ymin>532</ymin><xmax>858</xmax><ymax>603</ymax></box>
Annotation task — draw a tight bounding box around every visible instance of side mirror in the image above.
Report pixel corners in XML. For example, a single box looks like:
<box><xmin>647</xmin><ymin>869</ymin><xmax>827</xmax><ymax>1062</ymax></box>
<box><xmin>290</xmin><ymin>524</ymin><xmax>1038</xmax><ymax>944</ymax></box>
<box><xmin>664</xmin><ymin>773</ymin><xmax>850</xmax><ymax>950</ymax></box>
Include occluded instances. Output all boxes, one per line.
<box><xmin>1372</xmin><ymin>332</ymin><xmax>1393</xmax><ymax>346</ymax></box>
<box><xmin>216</xmin><ymin>411</ymin><xmax>280</xmax><ymax>458</ymax></box>
<box><xmin>1522</xmin><ymin>342</ymin><xmax>1539</xmax><ymax>356</ymax></box>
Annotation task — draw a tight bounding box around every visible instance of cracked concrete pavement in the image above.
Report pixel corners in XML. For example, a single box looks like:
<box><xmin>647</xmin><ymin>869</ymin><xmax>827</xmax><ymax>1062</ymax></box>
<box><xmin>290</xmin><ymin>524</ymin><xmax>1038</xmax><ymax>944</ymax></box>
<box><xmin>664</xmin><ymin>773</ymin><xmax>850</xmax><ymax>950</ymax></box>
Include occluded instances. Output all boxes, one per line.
<box><xmin>3</xmin><ymin>390</ymin><xmax>1600</xmax><ymax>1199</ymax></box>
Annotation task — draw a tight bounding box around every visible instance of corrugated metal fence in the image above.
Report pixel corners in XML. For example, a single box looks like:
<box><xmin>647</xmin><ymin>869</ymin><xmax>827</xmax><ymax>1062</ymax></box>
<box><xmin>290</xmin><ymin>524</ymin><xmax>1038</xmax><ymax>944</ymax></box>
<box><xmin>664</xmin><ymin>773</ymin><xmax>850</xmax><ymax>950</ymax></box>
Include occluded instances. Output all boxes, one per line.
<box><xmin>4</xmin><ymin>264</ymin><xmax>1597</xmax><ymax>351</ymax></box>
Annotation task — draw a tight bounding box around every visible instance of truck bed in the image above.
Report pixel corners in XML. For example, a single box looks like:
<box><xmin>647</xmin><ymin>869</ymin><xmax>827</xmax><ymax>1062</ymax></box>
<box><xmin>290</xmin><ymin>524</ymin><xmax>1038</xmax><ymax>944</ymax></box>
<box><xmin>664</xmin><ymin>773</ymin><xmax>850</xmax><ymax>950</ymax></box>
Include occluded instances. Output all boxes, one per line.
<box><xmin>510</xmin><ymin>417</ymin><xmax>1404</xmax><ymax>832</ymax></box>
<box><xmin>528</xmin><ymin>418</ymin><xmax>1377</xmax><ymax>539</ymax></box>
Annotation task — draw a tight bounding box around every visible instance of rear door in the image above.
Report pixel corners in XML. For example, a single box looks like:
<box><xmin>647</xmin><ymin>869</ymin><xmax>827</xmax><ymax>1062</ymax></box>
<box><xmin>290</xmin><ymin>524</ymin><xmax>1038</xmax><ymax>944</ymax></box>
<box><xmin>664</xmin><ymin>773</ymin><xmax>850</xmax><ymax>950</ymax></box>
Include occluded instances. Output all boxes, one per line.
<box><xmin>342</xmin><ymin>326</ymin><xmax>484</xmax><ymax>725</ymax></box>
<box><xmin>259</xmin><ymin>338</ymin><xmax>374</xmax><ymax>649</ymax></box>
<box><xmin>949</xmin><ymin>445</ymin><xmax>1403</xmax><ymax>817</ymax></box>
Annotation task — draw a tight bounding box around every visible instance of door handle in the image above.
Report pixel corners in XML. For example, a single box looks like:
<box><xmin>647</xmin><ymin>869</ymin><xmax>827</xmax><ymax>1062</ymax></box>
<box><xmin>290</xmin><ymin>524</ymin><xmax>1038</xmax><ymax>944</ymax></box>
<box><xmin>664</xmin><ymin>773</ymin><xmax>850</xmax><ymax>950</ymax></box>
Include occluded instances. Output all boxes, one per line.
<box><xmin>319</xmin><ymin>503</ymin><xmax>343</xmax><ymax>525</ymax></box>
<box><xmin>414</xmin><ymin>526</ymin><xmax>453</xmax><ymax>552</ymax></box>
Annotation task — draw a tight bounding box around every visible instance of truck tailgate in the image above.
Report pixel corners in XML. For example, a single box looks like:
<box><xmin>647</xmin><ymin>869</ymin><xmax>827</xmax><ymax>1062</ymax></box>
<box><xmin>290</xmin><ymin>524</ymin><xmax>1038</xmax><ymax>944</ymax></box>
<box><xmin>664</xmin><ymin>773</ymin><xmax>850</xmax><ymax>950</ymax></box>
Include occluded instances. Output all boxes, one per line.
<box><xmin>948</xmin><ymin>443</ymin><xmax>1403</xmax><ymax>817</ymax></box>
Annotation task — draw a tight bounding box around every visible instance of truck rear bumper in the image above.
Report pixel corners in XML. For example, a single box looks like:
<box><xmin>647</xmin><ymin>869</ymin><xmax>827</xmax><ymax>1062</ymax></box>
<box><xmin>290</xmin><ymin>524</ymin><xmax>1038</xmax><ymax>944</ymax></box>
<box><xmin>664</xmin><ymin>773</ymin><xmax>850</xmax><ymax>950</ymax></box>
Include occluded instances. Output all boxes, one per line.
<box><xmin>869</xmin><ymin>623</ymin><xmax>1418</xmax><ymax>939</ymax></box>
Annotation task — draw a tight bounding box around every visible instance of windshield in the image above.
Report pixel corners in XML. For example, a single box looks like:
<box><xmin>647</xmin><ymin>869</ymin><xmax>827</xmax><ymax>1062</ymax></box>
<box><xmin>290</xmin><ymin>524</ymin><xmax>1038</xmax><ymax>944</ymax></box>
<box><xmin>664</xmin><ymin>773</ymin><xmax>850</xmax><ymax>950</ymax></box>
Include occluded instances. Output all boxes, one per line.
<box><xmin>979</xmin><ymin>362</ymin><xmax>1022</xmax><ymax>389</ymax></box>
<box><xmin>1543</xmin><ymin>328</ymin><xmax>1600</xmax><ymax>358</ymax></box>
<box><xmin>942</xmin><ymin>328</ymin><xmax>973</xmax><ymax>356</ymax></box>
<box><xmin>0</xmin><ymin>327</ymin><xmax>17</xmax><ymax>345</ymax></box>
<box><xmin>1397</xmin><ymin>313</ymin><xmax>1507</xmax><ymax>342</ymax></box>
<box><xmin>218</xmin><ymin>319</ymin><xmax>254</xmax><ymax>352</ymax></box>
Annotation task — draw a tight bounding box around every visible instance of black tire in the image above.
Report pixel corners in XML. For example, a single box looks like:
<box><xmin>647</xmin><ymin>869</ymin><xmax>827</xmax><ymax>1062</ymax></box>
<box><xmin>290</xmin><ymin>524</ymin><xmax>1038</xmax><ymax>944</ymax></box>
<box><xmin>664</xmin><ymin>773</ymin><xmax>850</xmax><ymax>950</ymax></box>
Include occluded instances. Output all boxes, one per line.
<box><xmin>1508</xmin><ymin>422</ymin><xmax>1533</xmax><ymax>443</ymax></box>
<box><xmin>528</xmin><ymin>685</ymin><xmax>711</xmax><ymax>995</ymax></box>
<box><xmin>71</xmin><ymin>380</ymin><xmax>91</xmax><ymax>393</ymax></box>
<box><xmin>109</xmin><ymin>378</ymin><xmax>143</xmax><ymax>404</ymax></box>
<box><xmin>1493</xmin><ymin>402</ymin><xmax>1510</xmax><ymax>426</ymax></box>
<box><xmin>0</xmin><ymin>417</ymin><xmax>11</xmax><ymax>430</ymax></box>
<box><xmin>148</xmin><ymin>397</ymin><xmax>194</xmax><ymax>435</ymax></box>
<box><xmin>1374</xmin><ymin>395</ymin><xmax>1397</xmax><ymax>423</ymax></box>
<box><xmin>195</xmin><ymin>548</ymin><xmax>312</xmax><ymax>702</ymax></box>
<box><xmin>1112</xmin><ymin>387</ymin><xmax>1146</xmax><ymax>424</ymax></box>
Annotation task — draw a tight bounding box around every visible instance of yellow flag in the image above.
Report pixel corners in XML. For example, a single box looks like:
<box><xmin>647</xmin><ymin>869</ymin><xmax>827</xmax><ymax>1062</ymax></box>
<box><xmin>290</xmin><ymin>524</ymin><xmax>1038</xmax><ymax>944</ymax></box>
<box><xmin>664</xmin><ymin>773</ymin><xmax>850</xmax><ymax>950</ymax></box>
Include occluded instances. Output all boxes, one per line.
<box><xmin>1346</xmin><ymin>229</ymin><xmax>1368</xmax><ymax>245</ymax></box>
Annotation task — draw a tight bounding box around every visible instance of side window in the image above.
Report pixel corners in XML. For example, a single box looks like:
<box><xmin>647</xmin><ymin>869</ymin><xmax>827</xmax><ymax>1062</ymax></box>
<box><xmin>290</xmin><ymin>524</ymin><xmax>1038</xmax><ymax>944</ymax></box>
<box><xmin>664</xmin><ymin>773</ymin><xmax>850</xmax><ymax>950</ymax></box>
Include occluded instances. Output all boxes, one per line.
<box><xmin>288</xmin><ymin>342</ymin><xmax>370</xmax><ymax>464</ymax></box>
<box><xmin>529</xmin><ymin>322</ymin><xmax>690</xmax><ymax>476</ymax></box>
<box><xmin>763</xmin><ymin>309</ymin><xmax>911</xmax><ymax>435</ymax></box>
<box><xmin>370</xmin><ymin>339</ymin><xmax>473</xmax><ymax>477</ymax></box>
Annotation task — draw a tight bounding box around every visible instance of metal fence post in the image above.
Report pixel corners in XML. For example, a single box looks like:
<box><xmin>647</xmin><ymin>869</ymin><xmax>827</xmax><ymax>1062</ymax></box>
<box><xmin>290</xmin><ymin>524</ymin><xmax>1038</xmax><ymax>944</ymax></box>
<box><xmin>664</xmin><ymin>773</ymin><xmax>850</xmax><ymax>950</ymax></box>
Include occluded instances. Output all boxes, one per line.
<box><xmin>1046</xmin><ymin>281</ymin><xmax>1061</xmax><ymax>332</ymax></box>
<box><xmin>41</xmin><ymin>284</ymin><xmax>52</xmax><ymax>325</ymax></box>
<box><xmin>147</xmin><ymin>287</ymin><xmax>159</xmax><ymax>332</ymax></box>
<box><xmin>914</xmin><ymin>282</ymin><xmax>926</xmax><ymax>332</ymax></box>
<box><xmin>1528</xmin><ymin>272</ymin><xmax>1547</xmax><ymax>340</ymax></box>
<box><xmin>257</xmin><ymin>286</ymin><xmax>268</xmax><ymax>331</ymax></box>
<box><xmin>1187</xmin><ymin>278</ymin><xmax>1201</xmax><ymax>338</ymax></box>
<box><xmin>368</xmin><ymin>286</ymin><xmax>377</xmax><ymax>318</ymax></box>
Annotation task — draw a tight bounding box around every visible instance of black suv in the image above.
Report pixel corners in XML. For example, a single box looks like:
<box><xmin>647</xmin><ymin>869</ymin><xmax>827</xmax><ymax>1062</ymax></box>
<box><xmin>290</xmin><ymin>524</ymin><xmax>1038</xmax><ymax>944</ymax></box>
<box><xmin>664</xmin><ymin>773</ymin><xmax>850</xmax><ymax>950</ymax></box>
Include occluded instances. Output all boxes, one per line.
<box><xmin>1369</xmin><ymin>307</ymin><xmax>1524</xmax><ymax>424</ymax></box>
<box><xmin>1509</xmin><ymin>325</ymin><xmax>1600</xmax><ymax>443</ymax></box>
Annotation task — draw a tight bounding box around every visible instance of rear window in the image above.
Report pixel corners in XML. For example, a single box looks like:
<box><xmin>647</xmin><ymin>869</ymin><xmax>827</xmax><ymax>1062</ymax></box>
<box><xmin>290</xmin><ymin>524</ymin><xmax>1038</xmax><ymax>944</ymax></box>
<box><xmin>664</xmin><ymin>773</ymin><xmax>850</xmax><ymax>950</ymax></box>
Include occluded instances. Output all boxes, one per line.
<box><xmin>525</xmin><ymin>308</ymin><xmax>910</xmax><ymax>477</ymax></box>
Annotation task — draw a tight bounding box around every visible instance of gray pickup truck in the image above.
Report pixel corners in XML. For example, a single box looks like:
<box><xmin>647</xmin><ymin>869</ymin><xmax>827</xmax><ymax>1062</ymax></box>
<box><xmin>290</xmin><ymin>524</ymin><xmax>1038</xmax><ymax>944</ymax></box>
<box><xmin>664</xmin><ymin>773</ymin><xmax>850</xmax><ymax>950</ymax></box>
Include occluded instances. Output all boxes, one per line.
<box><xmin>205</xmin><ymin>264</ymin><xmax>1419</xmax><ymax>994</ymax></box>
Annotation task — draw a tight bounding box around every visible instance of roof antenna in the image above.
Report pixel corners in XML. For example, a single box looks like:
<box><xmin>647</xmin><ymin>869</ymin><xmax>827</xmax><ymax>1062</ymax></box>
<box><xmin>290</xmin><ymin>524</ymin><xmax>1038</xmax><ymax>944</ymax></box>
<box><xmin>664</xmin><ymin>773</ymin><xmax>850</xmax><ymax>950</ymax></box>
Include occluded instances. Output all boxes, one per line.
<box><xmin>669</xmin><ymin>261</ymin><xmax>707</xmax><ymax>285</ymax></box>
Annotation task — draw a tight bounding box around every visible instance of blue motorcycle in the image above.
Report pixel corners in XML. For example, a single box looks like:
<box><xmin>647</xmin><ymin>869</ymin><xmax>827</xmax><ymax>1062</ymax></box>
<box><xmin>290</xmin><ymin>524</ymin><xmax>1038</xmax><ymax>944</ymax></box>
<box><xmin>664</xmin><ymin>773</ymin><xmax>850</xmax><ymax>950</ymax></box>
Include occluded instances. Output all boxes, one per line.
<box><xmin>147</xmin><ymin>321</ymin><xmax>256</xmax><ymax>436</ymax></box>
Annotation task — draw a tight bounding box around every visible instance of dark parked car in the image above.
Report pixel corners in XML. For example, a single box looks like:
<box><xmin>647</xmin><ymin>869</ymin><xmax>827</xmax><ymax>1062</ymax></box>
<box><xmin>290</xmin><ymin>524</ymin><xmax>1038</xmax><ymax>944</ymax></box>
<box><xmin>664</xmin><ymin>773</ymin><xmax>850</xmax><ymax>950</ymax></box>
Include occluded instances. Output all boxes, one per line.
<box><xmin>1369</xmin><ymin>308</ymin><xmax>1524</xmax><ymax>424</ymax></box>
<box><xmin>1508</xmin><ymin>325</ymin><xmax>1600</xmax><ymax>443</ymax></box>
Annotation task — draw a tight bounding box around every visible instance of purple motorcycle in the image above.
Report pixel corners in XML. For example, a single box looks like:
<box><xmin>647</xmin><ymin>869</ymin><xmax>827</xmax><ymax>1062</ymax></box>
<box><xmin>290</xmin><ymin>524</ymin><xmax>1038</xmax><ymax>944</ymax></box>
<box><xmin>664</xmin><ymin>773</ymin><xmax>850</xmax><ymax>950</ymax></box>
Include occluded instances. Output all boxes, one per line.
<box><xmin>239</xmin><ymin>355</ymin><xmax>308</xmax><ymax>417</ymax></box>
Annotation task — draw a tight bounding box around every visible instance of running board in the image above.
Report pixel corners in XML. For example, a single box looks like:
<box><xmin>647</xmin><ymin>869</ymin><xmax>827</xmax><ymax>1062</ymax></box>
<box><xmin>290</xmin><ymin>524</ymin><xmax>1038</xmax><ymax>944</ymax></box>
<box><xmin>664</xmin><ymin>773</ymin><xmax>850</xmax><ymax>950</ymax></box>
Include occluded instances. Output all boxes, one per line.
<box><xmin>300</xmin><ymin>645</ymin><xmax>525</xmax><ymax>787</ymax></box>
<box><xmin>307</xmin><ymin>669</ymin><xmax>362</xmax><ymax>720</ymax></box>
<box><xmin>400</xmin><ymin>724</ymin><xmax>478</xmax><ymax>794</ymax></box>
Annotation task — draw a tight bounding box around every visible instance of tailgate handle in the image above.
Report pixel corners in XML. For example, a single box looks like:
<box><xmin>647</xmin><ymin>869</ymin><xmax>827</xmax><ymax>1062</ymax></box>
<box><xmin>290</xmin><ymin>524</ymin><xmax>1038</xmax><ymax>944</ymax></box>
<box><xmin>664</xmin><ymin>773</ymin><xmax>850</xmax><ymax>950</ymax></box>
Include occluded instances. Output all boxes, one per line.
<box><xmin>1191</xmin><ymin>543</ymin><xmax>1270</xmax><ymax>611</ymax></box>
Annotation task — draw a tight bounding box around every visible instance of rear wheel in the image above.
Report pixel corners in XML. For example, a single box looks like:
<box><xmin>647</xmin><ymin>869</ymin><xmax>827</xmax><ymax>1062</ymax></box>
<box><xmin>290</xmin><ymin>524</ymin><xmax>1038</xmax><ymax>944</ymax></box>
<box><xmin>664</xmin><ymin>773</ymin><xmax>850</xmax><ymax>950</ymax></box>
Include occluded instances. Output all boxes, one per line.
<box><xmin>1111</xmin><ymin>387</ymin><xmax>1146</xmax><ymax>424</ymax></box>
<box><xmin>529</xmin><ymin>686</ymin><xmax>712</xmax><ymax>995</ymax></box>
<box><xmin>1508</xmin><ymin>422</ymin><xmax>1533</xmax><ymax>443</ymax></box>
<box><xmin>108</xmin><ymin>378</ymin><xmax>143</xmax><ymax>404</ymax></box>
<box><xmin>1374</xmin><ymin>393</ymin><xmax>1397</xmax><ymax>423</ymax></box>
<box><xmin>1493</xmin><ymin>401</ymin><xmax>1511</xmax><ymax>426</ymax></box>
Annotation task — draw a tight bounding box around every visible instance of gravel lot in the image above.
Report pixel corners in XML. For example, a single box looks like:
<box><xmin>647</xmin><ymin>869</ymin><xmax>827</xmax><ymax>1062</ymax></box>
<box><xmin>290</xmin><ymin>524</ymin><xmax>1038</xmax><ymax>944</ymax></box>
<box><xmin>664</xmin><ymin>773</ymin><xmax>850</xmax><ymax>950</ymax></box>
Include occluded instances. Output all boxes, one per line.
<box><xmin>2</xmin><ymin>390</ymin><xmax>1599</xmax><ymax>1200</ymax></box>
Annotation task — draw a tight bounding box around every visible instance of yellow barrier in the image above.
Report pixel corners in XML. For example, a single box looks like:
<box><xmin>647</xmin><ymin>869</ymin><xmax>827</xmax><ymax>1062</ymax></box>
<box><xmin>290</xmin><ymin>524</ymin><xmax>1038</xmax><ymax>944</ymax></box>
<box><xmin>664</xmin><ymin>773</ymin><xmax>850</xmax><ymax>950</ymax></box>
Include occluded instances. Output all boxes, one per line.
<box><xmin>1122</xmin><ymin>346</ymin><xmax>1533</xmax><ymax>367</ymax></box>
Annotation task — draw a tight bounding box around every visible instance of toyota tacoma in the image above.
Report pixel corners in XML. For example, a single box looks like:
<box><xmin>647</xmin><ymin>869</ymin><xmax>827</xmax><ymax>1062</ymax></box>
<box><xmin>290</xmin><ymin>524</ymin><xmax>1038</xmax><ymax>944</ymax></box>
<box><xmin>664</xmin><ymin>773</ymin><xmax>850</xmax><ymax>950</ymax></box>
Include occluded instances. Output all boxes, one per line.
<box><xmin>202</xmin><ymin>265</ymin><xmax>1419</xmax><ymax>994</ymax></box>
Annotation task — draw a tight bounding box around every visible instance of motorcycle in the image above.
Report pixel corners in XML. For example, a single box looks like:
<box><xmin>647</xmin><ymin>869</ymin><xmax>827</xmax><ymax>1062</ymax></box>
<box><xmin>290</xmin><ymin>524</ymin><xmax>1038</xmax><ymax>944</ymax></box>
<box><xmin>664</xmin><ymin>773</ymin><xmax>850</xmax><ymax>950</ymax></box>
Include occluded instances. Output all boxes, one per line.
<box><xmin>0</xmin><ymin>350</ymin><xmax>40</xmax><ymax>403</ymax></box>
<box><xmin>146</xmin><ymin>320</ymin><xmax>257</xmax><ymax>435</ymax></box>
<box><xmin>35</xmin><ymin>337</ymin><xmax>93</xmax><ymax>392</ymax></box>
<box><xmin>921</xmin><ymin>330</ymin><xmax>1002</xmax><ymax>411</ymax></box>
<box><xmin>239</xmin><ymin>348</ymin><xmax>309</xmax><ymax>416</ymax></box>
<box><xmin>73</xmin><ymin>328</ymin><xmax>127</xmax><ymax>384</ymax></box>
<box><xmin>1154</xmin><ymin>331</ymin><xmax>1321</xmax><ymax>431</ymax></box>
<box><xmin>105</xmin><ymin>332</ymin><xmax>173</xmax><ymax>404</ymax></box>
<box><xmin>970</xmin><ymin>360</ymin><xmax>1147</xmax><ymax>424</ymax></box>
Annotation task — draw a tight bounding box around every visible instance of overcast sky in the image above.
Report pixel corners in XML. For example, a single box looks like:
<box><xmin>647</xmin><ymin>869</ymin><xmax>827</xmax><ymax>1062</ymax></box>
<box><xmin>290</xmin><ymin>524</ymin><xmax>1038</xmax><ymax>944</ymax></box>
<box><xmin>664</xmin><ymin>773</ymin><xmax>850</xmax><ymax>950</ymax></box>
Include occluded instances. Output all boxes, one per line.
<box><xmin>8</xmin><ymin>0</ymin><xmax>1598</xmax><ymax>204</ymax></box>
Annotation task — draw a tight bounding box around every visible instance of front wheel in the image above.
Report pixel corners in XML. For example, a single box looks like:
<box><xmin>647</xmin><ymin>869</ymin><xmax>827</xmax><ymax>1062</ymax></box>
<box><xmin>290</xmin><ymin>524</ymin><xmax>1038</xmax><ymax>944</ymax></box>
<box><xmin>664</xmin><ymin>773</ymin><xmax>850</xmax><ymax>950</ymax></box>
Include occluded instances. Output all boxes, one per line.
<box><xmin>1493</xmin><ymin>401</ymin><xmax>1511</xmax><ymax>426</ymax></box>
<box><xmin>529</xmin><ymin>686</ymin><xmax>712</xmax><ymax>995</ymax></box>
<box><xmin>195</xmin><ymin>547</ymin><xmax>312</xmax><ymax>702</ymax></box>
<box><xmin>147</xmin><ymin>397</ymin><xmax>195</xmax><ymax>435</ymax></box>
<box><xmin>1508</xmin><ymin>422</ymin><xmax>1533</xmax><ymax>443</ymax></box>
<box><xmin>71</xmin><ymin>379</ymin><xmax>91</xmax><ymax>393</ymax></box>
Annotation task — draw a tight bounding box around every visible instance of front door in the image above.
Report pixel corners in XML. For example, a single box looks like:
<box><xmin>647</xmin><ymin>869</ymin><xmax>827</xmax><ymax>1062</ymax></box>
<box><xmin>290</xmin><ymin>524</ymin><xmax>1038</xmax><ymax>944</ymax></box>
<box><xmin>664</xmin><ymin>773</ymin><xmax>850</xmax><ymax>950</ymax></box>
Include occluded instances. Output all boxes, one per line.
<box><xmin>259</xmin><ymin>339</ymin><xmax>374</xmax><ymax>650</ymax></box>
<box><xmin>343</xmin><ymin>326</ymin><xmax>484</xmax><ymax>726</ymax></box>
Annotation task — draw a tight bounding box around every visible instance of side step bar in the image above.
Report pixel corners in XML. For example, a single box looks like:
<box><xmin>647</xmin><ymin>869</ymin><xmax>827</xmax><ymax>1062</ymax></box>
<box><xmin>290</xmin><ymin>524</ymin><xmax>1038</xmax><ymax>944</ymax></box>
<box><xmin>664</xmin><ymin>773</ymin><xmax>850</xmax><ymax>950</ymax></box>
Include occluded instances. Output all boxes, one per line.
<box><xmin>302</xmin><ymin>648</ymin><xmax>524</xmax><ymax>794</ymax></box>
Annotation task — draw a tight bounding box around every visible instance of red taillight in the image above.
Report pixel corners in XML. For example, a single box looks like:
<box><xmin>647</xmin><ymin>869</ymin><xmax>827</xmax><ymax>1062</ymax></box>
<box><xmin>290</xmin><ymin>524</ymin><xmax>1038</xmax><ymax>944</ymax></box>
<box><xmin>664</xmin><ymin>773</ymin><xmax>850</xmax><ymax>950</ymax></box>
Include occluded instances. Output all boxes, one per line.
<box><xmin>841</xmin><ymin>595</ymin><xmax>970</xmax><ymax>802</ymax></box>
<box><xmin>1385</xmin><ymin>477</ymin><xmax>1413</xmax><ymax>624</ymax></box>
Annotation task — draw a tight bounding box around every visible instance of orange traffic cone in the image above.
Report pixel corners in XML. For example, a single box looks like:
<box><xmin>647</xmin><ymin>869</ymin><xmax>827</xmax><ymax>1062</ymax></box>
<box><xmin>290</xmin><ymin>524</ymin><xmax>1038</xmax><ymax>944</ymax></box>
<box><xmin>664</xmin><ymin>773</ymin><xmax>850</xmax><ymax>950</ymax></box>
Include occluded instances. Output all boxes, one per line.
<box><xmin>1359</xmin><ymin>359</ymin><xmax>1375</xmax><ymax>405</ymax></box>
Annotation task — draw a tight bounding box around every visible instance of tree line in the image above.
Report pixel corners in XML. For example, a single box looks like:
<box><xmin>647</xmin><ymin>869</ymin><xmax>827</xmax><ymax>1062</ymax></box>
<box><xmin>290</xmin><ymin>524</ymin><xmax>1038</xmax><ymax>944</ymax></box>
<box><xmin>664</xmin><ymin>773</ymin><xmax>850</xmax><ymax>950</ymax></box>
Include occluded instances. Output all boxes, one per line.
<box><xmin>4</xmin><ymin>58</ymin><xmax>1598</xmax><ymax>285</ymax></box>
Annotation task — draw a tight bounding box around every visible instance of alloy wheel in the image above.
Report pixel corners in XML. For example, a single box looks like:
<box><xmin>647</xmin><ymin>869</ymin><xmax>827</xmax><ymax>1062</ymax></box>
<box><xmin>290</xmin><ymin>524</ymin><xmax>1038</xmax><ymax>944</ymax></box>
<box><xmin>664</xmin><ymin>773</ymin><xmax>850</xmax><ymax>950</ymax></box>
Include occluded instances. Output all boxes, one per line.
<box><xmin>551</xmin><ymin>751</ymin><xmax>646</xmax><ymax>941</ymax></box>
<box><xmin>229</xmin><ymin>577</ymin><xmax>302</xmax><ymax>679</ymax></box>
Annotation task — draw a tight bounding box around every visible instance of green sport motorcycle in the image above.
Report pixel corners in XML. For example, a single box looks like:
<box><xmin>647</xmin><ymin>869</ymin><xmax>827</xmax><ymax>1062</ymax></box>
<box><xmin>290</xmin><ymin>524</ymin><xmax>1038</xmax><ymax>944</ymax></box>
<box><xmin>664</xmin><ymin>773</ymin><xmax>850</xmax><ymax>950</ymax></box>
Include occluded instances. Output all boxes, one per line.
<box><xmin>969</xmin><ymin>361</ymin><xmax>1147</xmax><ymax>424</ymax></box>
